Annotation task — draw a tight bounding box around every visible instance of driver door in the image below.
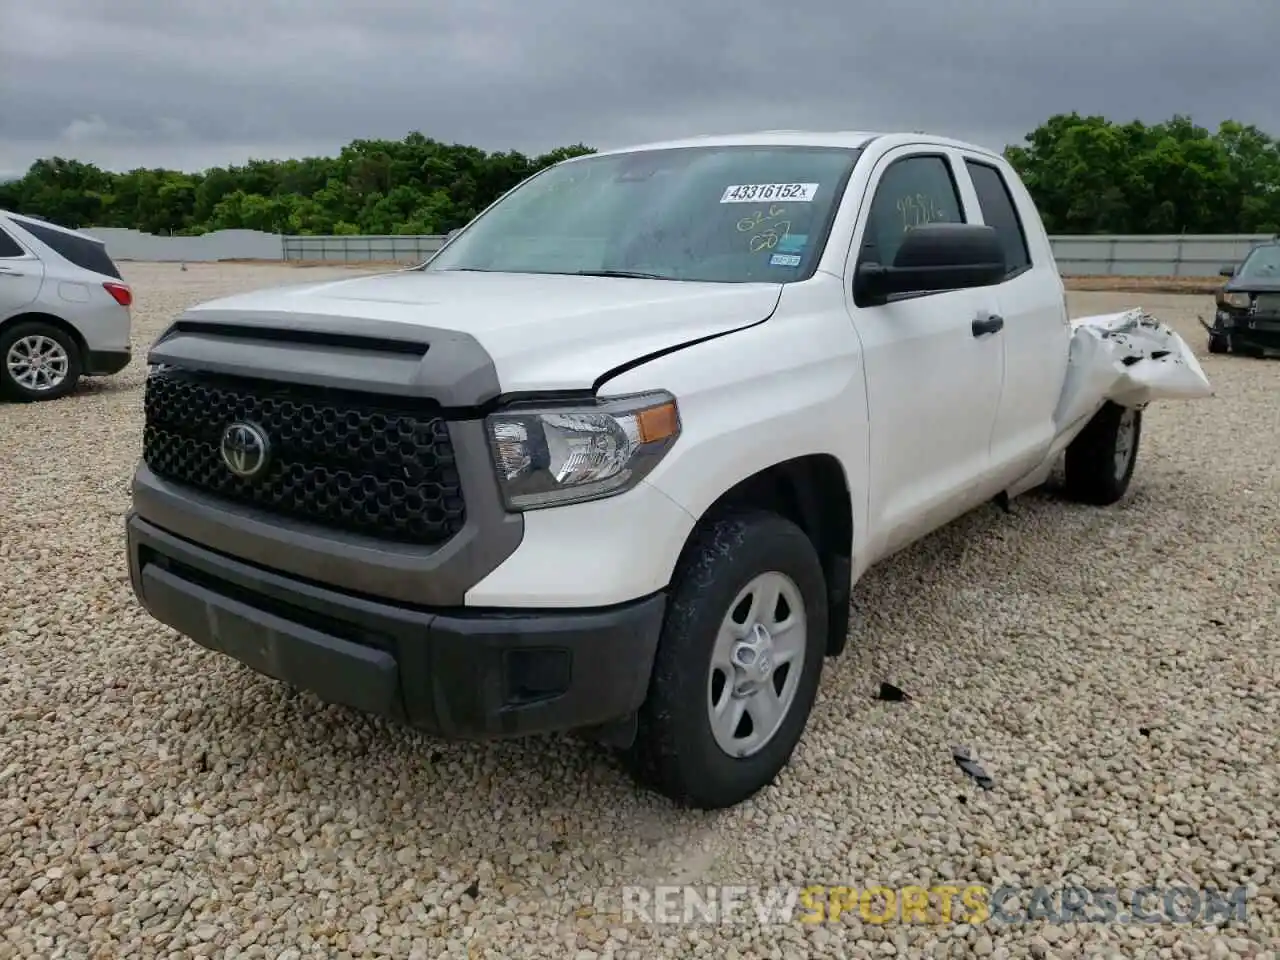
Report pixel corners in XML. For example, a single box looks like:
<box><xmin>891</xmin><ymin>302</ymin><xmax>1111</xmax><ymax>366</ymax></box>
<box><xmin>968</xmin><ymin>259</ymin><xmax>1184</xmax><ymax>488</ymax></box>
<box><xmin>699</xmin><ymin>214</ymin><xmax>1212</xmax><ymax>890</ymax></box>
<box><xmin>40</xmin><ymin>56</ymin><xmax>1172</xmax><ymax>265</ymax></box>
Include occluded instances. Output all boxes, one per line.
<box><xmin>845</xmin><ymin>147</ymin><xmax>1006</xmax><ymax>559</ymax></box>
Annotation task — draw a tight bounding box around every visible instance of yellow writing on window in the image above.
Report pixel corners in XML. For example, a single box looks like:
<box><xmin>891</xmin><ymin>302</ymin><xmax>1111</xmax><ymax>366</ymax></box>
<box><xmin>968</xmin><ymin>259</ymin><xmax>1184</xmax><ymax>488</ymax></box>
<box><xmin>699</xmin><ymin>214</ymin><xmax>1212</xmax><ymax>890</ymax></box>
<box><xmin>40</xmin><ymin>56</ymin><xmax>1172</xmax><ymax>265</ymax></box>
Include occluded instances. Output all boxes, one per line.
<box><xmin>749</xmin><ymin>222</ymin><xmax>792</xmax><ymax>252</ymax></box>
<box><xmin>736</xmin><ymin>205</ymin><xmax>788</xmax><ymax>233</ymax></box>
<box><xmin>735</xmin><ymin>206</ymin><xmax>792</xmax><ymax>252</ymax></box>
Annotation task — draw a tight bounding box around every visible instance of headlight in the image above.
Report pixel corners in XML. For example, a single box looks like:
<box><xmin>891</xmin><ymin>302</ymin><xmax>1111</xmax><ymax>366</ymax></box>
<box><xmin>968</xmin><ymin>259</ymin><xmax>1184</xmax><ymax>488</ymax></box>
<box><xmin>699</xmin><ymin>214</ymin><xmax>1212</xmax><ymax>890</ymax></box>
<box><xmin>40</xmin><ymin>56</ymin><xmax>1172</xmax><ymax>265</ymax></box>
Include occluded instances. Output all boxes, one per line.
<box><xmin>1221</xmin><ymin>292</ymin><xmax>1251</xmax><ymax>309</ymax></box>
<box><xmin>485</xmin><ymin>391</ymin><xmax>681</xmax><ymax>510</ymax></box>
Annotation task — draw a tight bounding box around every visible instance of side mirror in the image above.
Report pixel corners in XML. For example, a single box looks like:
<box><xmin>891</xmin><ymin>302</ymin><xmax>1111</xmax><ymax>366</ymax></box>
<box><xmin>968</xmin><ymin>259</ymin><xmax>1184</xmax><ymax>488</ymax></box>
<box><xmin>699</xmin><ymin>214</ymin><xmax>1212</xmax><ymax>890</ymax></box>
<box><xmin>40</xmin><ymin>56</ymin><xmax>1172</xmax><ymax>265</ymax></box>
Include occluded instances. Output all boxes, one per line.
<box><xmin>1219</xmin><ymin>264</ymin><xmax>1236</xmax><ymax>277</ymax></box>
<box><xmin>855</xmin><ymin>223</ymin><xmax>1006</xmax><ymax>305</ymax></box>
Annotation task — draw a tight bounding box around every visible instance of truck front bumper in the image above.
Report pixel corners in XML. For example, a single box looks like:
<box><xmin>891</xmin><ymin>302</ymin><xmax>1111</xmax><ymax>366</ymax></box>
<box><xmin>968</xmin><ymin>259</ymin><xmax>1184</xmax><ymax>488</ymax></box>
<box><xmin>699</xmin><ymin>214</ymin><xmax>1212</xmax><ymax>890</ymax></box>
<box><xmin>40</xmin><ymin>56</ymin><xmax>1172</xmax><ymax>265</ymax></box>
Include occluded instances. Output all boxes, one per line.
<box><xmin>127</xmin><ymin>512</ymin><xmax>666</xmax><ymax>739</ymax></box>
<box><xmin>1210</xmin><ymin>311</ymin><xmax>1280</xmax><ymax>355</ymax></box>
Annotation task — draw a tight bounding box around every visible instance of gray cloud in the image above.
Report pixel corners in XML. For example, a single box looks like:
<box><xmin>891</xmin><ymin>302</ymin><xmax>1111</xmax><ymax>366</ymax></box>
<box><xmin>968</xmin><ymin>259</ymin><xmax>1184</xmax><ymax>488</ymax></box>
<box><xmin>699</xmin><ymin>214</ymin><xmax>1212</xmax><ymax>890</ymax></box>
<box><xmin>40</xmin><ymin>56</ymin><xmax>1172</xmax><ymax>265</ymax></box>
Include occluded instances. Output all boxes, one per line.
<box><xmin>2</xmin><ymin>0</ymin><xmax>1277</xmax><ymax>174</ymax></box>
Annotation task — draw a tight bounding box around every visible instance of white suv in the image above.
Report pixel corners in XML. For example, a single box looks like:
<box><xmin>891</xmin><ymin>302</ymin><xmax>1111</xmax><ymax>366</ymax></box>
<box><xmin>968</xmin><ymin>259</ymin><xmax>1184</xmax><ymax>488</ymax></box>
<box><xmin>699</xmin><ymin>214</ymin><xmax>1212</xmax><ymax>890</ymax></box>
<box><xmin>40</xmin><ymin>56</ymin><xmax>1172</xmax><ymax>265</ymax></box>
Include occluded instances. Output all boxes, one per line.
<box><xmin>0</xmin><ymin>210</ymin><xmax>133</xmax><ymax>401</ymax></box>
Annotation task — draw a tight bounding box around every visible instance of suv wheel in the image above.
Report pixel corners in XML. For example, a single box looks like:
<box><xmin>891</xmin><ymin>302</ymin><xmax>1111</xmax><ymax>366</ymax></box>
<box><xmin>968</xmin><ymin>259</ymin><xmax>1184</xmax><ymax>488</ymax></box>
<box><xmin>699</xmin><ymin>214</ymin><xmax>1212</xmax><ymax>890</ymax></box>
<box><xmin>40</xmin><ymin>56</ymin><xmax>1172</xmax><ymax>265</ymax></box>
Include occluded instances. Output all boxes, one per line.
<box><xmin>1062</xmin><ymin>401</ymin><xmax>1142</xmax><ymax>506</ymax></box>
<box><xmin>0</xmin><ymin>322</ymin><xmax>82</xmax><ymax>402</ymax></box>
<box><xmin>1207</xmin><ymin>333</ymin><xmax>1229</xmax><ymax>354</ymax></box>
<box><xmin>626</xmin><ymin>511</ymin><xmax>828</xmax><ymax>809</ymax></box>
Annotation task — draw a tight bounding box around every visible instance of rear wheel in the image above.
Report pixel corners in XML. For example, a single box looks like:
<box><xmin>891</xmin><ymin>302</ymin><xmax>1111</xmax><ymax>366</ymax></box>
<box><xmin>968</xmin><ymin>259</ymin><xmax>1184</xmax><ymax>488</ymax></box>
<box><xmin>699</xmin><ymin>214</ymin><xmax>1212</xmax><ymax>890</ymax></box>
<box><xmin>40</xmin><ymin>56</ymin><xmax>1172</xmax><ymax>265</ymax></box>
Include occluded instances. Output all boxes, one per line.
<box><xmin>0</xmin><ymin>322</ymin><xmax>82</xmax><ymax>402</ymax></box>
<box><xmin>1062</xmin><ymin>401</ymin><xmax>1142</xmax><ymax>506</ymax></box>
<box><xmin>626</xmin><ymin>511</ymin><xmax>828</xmax><ymax>809</ymax></box>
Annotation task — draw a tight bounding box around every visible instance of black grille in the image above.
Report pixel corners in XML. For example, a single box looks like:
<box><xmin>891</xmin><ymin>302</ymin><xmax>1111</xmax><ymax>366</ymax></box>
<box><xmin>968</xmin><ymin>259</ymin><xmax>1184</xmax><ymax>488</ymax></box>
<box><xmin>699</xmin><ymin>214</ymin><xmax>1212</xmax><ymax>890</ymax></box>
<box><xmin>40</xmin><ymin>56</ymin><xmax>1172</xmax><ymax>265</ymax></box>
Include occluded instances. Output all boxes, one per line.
<box><xmin>143</xmin><ymin>368</ymin><xmax>466</xmax><ymax>545</ymax></box>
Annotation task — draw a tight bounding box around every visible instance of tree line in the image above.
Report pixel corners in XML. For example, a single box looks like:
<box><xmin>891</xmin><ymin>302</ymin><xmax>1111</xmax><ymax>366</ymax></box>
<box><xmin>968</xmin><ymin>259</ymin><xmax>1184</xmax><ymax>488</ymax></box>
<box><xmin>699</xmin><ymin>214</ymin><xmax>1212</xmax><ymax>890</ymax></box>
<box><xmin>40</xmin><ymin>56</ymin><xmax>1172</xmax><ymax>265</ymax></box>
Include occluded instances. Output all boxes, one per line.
<box><xmin>2</xmin><ymin>114</ymin><xmax>1278</xmax><ymax>236</ymax></box>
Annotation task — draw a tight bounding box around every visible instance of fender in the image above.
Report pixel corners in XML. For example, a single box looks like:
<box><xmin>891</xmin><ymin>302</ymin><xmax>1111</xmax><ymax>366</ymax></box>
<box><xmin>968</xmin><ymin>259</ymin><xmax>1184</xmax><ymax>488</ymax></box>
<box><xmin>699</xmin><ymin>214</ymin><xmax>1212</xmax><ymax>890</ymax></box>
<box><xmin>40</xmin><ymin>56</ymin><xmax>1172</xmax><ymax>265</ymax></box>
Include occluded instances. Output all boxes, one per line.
<box><xmin>596</xmin><ymin>276</ymin><xmax>870</xmax><ymax>575</ymax></box>
<box><xmin>593</xmin><ymin>296</ymin><xmax>782</xmax><ymax>393</ymax></box>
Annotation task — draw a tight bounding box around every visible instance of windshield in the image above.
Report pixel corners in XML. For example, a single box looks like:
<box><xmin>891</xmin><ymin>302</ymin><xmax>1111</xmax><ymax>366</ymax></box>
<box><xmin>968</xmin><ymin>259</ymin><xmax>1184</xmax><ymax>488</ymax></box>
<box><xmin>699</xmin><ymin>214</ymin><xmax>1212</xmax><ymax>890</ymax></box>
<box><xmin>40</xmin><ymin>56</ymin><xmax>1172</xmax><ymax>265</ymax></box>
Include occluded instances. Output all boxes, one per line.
<box><xmin>424</xmin><ymin>145</ymin><xmax>861</xmax><ymax>283</ymax></box>
<box><xmin>1237</xmin><ymin>244</ymin><xmax>1280</xmax><ymax>281</ymax></box>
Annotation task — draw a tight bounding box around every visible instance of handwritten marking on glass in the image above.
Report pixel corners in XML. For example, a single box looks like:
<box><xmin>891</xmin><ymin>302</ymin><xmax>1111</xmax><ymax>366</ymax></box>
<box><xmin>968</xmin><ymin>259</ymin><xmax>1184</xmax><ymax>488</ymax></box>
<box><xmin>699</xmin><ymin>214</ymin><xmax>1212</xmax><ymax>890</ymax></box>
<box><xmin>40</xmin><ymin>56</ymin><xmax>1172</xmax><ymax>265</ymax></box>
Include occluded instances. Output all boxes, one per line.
<box><xmin>896</xmin><ymin>193</ymin><xmax>949</xmax><ymax>231</ymax></box>
<box><xmin>736</xmin><ymin>205</ymin><xmax>788</xmax><ymax>232</ymax></box>
<box><xmin>733</xmin><ymin>205</ymin><xmax>792</xmax><ymax>252</ymax></box>
<box><xmin>749</xmin><ymin>224</ymin><xmax>792</xmax><ymax>252</ymax></box>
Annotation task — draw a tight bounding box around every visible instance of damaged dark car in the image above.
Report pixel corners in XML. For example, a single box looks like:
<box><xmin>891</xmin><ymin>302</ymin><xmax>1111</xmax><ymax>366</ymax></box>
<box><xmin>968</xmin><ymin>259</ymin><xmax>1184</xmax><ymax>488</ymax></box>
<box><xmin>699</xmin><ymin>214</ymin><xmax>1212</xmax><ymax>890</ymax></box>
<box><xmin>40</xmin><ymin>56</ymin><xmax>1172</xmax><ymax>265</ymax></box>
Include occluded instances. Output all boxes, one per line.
<box><xmin>1206</xmin><ymin>239</ymin><xmax>1280</xmax><ymax>356</ymax></box>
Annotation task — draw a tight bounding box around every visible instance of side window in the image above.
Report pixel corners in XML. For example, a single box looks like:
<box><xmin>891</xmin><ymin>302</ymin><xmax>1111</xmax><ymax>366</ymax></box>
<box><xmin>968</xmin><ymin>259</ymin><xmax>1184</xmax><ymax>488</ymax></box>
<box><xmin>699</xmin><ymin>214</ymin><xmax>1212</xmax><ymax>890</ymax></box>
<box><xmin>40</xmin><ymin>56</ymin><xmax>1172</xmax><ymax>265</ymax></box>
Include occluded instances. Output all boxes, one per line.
<box><xmin>860</xmin><ymin>155</ymin><xmax>964</xmax><ymax>266</ymax></box>
<box><xmin>13</xmin><ymin>221</ymin><xmax>123</xmax><ymax>279</ymax></box>
<box><xmin>964</xmin><ymin>160</ymin><xmax>1031</xmax><ymax>276</ymax></box>
<box><xmin>0</xmin><ymin>227</ymin><xmax>25</xmax><ymax>258</ymax></box>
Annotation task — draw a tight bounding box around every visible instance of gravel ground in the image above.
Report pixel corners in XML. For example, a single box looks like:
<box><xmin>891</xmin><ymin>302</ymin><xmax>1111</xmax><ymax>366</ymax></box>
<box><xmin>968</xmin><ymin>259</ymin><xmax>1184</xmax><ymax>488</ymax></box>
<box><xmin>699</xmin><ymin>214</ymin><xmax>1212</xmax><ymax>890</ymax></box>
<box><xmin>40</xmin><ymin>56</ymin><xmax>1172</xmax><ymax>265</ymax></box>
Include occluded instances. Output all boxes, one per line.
<box><xmin>2</xmin><ymin>262</ymin><xmax>1277</xmax><ymax>959</ymax></box>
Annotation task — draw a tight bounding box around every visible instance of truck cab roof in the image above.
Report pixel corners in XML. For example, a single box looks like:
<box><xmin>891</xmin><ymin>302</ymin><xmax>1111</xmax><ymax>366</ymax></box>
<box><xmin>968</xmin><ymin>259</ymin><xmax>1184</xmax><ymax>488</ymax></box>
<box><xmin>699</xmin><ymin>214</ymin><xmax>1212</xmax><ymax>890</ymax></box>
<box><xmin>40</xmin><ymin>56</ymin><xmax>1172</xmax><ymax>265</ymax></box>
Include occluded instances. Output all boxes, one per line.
<box><xmin>589</xmin><ymin>130</ymin><xmax>1008</xmax><ymax>163</ymax></box>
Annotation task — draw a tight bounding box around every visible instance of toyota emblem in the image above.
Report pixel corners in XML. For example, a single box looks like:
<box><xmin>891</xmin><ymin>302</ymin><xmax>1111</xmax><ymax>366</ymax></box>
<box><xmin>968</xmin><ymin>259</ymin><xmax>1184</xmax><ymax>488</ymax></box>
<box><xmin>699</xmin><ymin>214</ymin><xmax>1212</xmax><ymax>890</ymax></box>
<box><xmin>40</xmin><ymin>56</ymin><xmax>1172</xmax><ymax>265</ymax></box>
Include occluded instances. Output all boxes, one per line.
<box><xmin>220</xmin><ymin>421</ymin><xmax>271</xmax><ymax>478</ymax></box>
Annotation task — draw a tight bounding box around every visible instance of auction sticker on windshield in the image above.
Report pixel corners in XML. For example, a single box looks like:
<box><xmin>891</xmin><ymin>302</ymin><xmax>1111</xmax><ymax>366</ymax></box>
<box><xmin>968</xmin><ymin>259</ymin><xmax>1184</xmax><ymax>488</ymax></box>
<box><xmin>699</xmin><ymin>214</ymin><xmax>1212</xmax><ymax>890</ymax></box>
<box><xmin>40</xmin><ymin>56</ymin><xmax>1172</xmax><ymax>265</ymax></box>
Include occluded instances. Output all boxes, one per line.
<box><xmin>720</xmin><ymin>183</ymin><xmax>819</xmax><ymax>203</ymax></box>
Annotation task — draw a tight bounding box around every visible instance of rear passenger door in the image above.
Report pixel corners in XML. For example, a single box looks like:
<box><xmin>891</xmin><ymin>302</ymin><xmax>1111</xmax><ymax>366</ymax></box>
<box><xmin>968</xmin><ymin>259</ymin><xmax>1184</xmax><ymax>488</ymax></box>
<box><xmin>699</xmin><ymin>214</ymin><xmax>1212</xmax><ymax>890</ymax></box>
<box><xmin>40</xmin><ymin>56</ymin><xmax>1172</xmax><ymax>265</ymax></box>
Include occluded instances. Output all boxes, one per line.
<box><xmin>959</xmin><ymin>157</ymin><xmax>1072</xmax><ymax>484</ymax></box>
<box><xmin>845</xmin><ymin>147</ymin><xmax>1006</xmax><ymax>558</ymax></box>
<box><xmin>0</xmin><ymin>224</ymin><xmax>44</xmax><ymax>319</ymax></box>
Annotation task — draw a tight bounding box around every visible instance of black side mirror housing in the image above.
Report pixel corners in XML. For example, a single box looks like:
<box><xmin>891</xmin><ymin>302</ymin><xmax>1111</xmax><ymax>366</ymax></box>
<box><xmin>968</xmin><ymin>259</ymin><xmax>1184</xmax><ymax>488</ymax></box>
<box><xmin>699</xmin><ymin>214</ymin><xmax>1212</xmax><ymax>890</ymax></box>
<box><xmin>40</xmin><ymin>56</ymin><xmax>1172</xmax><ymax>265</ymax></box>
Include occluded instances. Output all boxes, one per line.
<box><xmin>1219</xmin><ymin>264</ymin><xmax>1236</xmax><ymax>277</ymax></box>
<box><xmin>855</xmin><ymin>223</ymin><xmax>1007</xmax><ymax>305</ymax></box>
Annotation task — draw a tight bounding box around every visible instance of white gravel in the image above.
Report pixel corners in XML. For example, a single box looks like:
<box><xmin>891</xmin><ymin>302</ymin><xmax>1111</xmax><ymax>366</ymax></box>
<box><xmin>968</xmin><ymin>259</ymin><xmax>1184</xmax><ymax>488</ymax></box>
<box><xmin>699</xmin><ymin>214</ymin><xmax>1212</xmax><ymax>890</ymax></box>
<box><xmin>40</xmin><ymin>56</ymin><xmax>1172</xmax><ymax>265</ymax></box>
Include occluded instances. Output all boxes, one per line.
<box><xmin>2</xmin><ymin>262</ymin><xmax>1277</xmax><ymax>959</ymax></box>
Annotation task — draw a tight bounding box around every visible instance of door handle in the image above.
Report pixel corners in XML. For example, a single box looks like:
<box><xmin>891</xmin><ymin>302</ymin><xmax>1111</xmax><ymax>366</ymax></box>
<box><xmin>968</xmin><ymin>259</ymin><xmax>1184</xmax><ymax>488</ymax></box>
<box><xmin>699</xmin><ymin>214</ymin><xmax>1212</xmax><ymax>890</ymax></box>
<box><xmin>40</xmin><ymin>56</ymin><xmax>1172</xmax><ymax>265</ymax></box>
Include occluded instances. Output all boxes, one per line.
<box><xmin>0</xmin><ymin>267</ymin><xmax>21</xmax><ymax>276</ymax></box>
<box><xmin>972</xmin><ymin>313</ymin><xmax>1004</xmax><ymax>337</ymax></box>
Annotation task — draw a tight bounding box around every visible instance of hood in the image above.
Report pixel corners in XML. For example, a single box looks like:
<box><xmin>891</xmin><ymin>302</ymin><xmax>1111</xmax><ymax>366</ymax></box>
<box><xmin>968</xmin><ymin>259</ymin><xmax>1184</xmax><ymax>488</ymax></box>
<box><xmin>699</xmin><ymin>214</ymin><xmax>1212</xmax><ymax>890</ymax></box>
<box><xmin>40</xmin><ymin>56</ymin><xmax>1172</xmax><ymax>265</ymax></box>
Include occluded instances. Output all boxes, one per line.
<box><xmin>1225</xmin><ymin>275</ymin><xmax>1280</xmax><ymax>294</ymax></box>
<box><xmin>184</xmin><ymin>269</ymin><xmax>784</xmax><ymax>393</ymax></box>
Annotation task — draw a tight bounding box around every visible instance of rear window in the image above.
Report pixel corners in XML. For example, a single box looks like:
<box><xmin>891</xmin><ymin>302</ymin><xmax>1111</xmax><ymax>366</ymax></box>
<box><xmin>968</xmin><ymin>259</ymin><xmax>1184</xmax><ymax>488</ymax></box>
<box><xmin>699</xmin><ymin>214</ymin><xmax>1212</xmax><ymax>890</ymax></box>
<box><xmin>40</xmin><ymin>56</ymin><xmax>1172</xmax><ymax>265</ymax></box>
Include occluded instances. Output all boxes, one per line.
<box><xmin>964</xmin><ymin>160</ymin><xmax>1031</xmax><ymax>276</ymax></box>
<box><xmin>0</xmin><ymin>226</ymin><xmax>25</xmax><ymax>258</ymax></box>
<box><xmin>15</xmin><ymin>220</ymin><xmax>122</xmax><ymax>279</ymax></box>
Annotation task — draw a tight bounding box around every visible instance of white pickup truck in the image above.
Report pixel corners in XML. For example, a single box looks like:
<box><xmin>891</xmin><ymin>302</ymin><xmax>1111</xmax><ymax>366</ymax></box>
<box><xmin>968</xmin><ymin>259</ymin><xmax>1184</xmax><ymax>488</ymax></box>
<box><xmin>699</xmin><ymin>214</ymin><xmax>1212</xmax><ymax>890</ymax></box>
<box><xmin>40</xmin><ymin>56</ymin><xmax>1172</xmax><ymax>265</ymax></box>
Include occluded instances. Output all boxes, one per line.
<box><xmin>127</xmin><ymin>131</ymin><xmax>1209</xmax><ymax>809</ymax></box>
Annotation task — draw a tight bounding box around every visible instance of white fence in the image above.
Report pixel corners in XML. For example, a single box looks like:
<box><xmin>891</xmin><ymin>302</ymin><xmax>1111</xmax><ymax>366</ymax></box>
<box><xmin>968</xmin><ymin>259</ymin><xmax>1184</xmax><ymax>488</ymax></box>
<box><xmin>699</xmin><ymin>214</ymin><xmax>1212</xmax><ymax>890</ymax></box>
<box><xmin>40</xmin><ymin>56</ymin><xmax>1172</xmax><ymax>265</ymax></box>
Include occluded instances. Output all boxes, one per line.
<box><xmin>1050</xmin><ymin>234</ymin><xmax>1274</xmax><ymax>277</ymax></box>
<box><xmin>283</xmin><ymin>234</ymin><xmax>446</xmax><ymax>262</ymax></box>
<box><xmin>82</xmin><ymin>227</ymin><xmax>284</xmax><ymax>262</ymax></box>
<box><xmin>85</xmin><ymin>228</ymin><xmax>1278</xmax><ymax>278</ymax></box>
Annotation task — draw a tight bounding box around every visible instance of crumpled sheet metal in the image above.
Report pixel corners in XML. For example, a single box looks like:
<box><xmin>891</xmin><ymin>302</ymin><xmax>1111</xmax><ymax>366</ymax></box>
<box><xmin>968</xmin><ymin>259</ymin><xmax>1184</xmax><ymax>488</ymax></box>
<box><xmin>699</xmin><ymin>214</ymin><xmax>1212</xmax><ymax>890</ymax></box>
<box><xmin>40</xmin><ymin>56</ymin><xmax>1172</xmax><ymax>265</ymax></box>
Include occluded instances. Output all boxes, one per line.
<box><xmin>1053</xmin><ymin>307</ymin><xmax>1213</xmax><ymax>433</ymax></box>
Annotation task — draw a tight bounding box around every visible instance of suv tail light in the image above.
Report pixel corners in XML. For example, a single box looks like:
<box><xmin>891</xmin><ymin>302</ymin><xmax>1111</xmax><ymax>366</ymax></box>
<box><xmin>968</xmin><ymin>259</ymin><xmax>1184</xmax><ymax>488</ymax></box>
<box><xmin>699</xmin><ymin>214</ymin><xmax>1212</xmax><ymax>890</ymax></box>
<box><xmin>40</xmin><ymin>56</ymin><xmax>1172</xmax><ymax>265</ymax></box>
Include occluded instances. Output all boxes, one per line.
<box><xmin>103</xmin><ymin>282</ymin><xmax>132</xmax><ymax>307</ymax></box>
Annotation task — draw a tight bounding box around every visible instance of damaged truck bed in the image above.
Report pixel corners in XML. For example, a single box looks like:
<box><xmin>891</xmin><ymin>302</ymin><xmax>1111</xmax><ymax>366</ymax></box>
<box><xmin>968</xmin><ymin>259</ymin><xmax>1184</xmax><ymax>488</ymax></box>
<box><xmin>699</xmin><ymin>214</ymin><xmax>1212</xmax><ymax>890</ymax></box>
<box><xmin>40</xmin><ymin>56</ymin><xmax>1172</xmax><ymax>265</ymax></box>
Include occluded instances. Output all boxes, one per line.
<box><xmin>1055</xmin><ymin>308</ymin><xmax>1212</xmax><ymax>447</ymax></box>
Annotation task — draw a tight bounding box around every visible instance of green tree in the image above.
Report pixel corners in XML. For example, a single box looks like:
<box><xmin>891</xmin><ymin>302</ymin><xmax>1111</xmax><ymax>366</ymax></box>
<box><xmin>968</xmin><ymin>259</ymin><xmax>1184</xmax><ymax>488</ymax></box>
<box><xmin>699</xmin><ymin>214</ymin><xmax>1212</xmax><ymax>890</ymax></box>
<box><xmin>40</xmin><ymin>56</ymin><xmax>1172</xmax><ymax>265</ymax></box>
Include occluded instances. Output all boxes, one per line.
<box><xmin>0</xmin><ymin>131</ymin><xmax>593</xmax><ymax>236</ymax></box>
<box><xmin>1004</xmin><ymin>112</ymin><xmax>1280</xmax><ymax>233</ymax></box>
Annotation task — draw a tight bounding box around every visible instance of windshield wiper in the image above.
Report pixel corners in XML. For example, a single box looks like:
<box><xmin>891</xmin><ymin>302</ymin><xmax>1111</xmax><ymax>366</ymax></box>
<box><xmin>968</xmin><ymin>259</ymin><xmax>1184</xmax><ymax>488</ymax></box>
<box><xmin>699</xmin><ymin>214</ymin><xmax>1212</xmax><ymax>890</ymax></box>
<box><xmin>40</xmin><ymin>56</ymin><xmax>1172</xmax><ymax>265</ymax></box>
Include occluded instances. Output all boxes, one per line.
<box><xmin>567</xmin><ymin>269</ymin><xmax>672</xmax><ymax>280</ymax></box>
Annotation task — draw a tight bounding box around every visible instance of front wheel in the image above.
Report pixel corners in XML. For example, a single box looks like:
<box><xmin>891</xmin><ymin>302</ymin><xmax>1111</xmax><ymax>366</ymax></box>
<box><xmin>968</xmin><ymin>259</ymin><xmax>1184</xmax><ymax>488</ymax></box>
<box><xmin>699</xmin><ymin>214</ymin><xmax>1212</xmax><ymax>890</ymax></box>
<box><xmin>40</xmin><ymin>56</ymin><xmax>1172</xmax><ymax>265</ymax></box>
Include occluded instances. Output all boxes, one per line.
<box><xmin>626</xmin><ymin>511</ymin><xmax>828</xmax><ymax>809</ymax></box>
<box><xmin>0</xmin><ymin>321</ymin><xmax>82</xmax><ymax>402</ymax></box>
<box><xmin>1062</xmin><ymin>401</ymin><xmax>1142</xmax><ymax>506</ymax></box>
<box><xmin>1207</xmin><ymin>333</ymin><xmax>1229</xmax><ymax>354</ymax></box>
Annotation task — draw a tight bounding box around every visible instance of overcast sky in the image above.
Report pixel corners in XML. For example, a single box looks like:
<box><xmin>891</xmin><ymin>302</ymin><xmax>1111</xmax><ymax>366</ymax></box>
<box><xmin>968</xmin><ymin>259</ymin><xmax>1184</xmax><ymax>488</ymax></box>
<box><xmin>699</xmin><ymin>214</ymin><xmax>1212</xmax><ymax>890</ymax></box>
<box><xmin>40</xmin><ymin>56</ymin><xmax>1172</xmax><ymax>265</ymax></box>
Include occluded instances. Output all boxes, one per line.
<box><xmin>3</xmin><ymin>0</ymin><xmax>1278</xmax><ymax>178</ymax></box>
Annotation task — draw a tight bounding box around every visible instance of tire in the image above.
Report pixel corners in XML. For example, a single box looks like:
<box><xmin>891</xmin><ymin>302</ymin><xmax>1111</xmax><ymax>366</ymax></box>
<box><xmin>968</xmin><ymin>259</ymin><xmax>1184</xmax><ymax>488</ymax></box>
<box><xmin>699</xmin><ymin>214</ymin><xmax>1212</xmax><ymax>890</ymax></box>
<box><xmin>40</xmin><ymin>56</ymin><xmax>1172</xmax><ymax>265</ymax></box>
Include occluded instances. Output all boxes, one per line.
<box><xmin>626</xmin><ymin>511</ymin><xmax>829</xmax><ymax>809</ymax></box>
<box><xmin>0</xmin><ymin>321</ymin><xmax>83</xmax><ymax>402</ymax></box>
<box><xmin>1062</xmin><ymin>401</ymin><xmax>1142</xmax><ymax>506</ymax></box>
<box><xmin>1207</xmin><ymin>333</ymin><xmax>1229</xmax><ymax>354</ymax></box>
